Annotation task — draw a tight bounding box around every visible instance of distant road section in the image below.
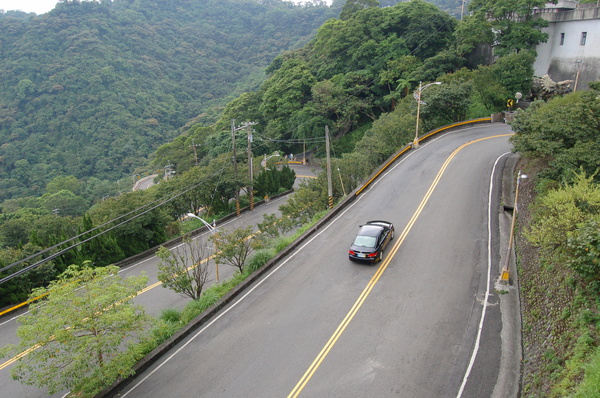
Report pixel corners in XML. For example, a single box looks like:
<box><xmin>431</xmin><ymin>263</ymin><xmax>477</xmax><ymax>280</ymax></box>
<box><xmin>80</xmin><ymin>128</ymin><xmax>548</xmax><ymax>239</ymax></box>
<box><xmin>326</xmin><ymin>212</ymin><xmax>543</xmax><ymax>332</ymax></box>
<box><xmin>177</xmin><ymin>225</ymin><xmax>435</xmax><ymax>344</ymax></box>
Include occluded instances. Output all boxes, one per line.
<box><xmin>287</xmin><ymin>162</ymin><xmax>320</xmax><ymax>189</ymax></box>
<box><xmin>133</xmin><ymin>175</ymin><xmax>158</xmax><ymax>191</ymax></box>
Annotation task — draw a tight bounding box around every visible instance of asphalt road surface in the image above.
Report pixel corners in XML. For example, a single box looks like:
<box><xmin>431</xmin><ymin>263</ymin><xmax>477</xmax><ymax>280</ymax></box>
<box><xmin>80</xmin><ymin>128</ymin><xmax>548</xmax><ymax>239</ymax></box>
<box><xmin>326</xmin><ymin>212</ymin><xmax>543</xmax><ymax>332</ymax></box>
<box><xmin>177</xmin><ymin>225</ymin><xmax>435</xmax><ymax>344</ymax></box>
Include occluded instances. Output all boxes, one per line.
<box><xmin>0</xmin><ymin>163</ymin><xmax>320</xmax><ymax>398</ymax></box>
<box><xmin>0</xmin><ymin>124</ymin><xmax>519</xmax><ymax>398</ymax></box>
<box><xmin>113</xmin><ymin>123</ymin><xmax>518</xmax><ymax>398</ymax></box>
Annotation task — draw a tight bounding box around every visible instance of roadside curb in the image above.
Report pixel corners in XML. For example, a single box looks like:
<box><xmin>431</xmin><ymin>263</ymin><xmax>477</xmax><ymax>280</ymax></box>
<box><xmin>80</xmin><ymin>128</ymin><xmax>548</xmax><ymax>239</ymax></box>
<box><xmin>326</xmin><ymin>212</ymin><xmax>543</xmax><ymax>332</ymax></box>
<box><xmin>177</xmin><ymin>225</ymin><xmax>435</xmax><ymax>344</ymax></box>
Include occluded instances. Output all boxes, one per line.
<box><xmin>492</xmin><ymin>153</ymin><xmax>523</xmax><ymax>398</ymax></box>
<box><xmin>96</xmin><ymin>118</ymin><xmax>503</xmax><ymax>397</ymax></box>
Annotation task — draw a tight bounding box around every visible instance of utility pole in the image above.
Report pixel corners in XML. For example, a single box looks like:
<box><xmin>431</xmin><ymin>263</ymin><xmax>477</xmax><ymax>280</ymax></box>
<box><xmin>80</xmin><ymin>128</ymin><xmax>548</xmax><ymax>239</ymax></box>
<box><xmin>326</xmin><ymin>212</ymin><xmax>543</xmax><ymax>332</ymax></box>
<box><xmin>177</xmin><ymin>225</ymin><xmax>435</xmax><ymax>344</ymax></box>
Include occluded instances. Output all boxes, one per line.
<box><xmin>231</xmin><ymin>120</ymin><xmax>238</xmax><ymax>178</ymax></box>
<box><xmin>414</xmin><ymin>81</ymin><xmax>423</xmax><ymax>148</ymax></box>
<box><xmin>190</xmin><ymin>139</ymin><xmax>199</xmax><ymax>166</ymax></box>
<box><xmin>232</xmin><ymin>120</ymin><xmax>240</xmax><ymax>216</ymax></box>
<box><xmin>231</xmin><ymin>120</ymin><xmax>257</xmax><ymax>213</ymax></box>
<box><xmin>245</xmin><ymin>122</ymin><xmax>257</xmax><ymax>210</ymax></box>
<box><xmin>413</xmin><ymin>81</ymin><xmax>441</xmax><ymax>148</ymax></box>
<box><xmin>325</xmin><ymin>125</ymin><xmax>333</xmax><ymax>209</ymax></box>
<box><xmin>303</xmin><ymin>139</ymin><xmax>306</xmax><ymax>165</ymax></box>
<box><xmin>500</xmin><ymin>171</ymin><xmax>528</xmax><ymax>283</ymax></box>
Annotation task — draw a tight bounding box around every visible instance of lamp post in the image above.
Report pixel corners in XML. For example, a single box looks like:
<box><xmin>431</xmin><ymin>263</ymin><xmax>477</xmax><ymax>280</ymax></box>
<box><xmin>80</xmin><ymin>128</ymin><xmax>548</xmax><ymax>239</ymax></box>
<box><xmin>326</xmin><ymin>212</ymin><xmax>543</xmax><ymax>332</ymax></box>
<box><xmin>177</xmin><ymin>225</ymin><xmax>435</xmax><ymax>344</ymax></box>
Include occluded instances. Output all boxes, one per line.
<box><xmin>515</xmin><ymin>92</ymin><xmax>522</xmax><ymax>104</ymax></box>
<box><xmin>500</xmin><ymin>171</ymin><xmax>528</xmax><ymax>283</ymax></box>
<box><xmin>413</xmin><ymin>81</ymin><xmax>441</xmax><ymax>149</ymax></box>
<box><xmin>187</xmin><ymin>213</ymin><xmax>220</xmax><ymax>283</ymax></box>
<box><xmin>261</xmin><ymin>153</ymin><xmax>280</xmax><ymax>172</ymax></box>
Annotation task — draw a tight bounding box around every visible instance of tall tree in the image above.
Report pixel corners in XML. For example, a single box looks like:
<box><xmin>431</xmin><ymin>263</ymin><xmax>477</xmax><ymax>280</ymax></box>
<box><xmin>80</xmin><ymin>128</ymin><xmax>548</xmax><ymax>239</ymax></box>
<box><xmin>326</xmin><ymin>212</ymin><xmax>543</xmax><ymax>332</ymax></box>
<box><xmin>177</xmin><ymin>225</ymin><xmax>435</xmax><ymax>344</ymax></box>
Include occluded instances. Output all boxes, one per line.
<box><xmin>260</xmin><ymin>58</ymin><xmax>317</xmax><ymax>140</ymax></box>
<box><xmin>340</xmin><ymin>0</ymin><xmax>380</xmax><ymax>20</ymax></box>
<box><xmin>156</xmin><ymin>237</ymin><xmax>212</xmax><ymax>300</ymax></box>
<box><xmin>1</xmin><ymin>264</ymin><xmax>152</xmax><ymax>396</ymax></box>
<box><xmin>88</xmin><ymin>190</ymin><xmax>171</xmax><ymax>257</ymax></box>
<box><xmin>465</xmin><ymin>0</ymin><xmax>549</xmax><ymax>55</ymax></box>
<box><xmin>311</xmin><ymin>0</ymin><xmax>456</xmax><ymax>79</ymax></box>
<box><xmin>511</xmin><ymin>84</ymin><xmax>600</xmax><ymax>185</ymax></box>
<box><xmin>211</xmin><ymin>226</ymin><xmax>255</xmax><ymax>274</ymax></box>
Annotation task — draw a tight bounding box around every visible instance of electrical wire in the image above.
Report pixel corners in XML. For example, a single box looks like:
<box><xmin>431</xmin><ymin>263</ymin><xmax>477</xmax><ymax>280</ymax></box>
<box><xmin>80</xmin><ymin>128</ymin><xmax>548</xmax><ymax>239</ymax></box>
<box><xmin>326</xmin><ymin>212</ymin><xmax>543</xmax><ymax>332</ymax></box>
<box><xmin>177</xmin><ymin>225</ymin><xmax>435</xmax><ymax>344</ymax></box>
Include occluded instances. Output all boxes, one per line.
<box><xmin>1</xmin><ymin>8</ymin><xmax>454</xmax><ymax>284</ymax></box>
<box><xmin>0</xmin><ymin>166</ymin><xmax>229</xmax><ymax>284</ymax></box>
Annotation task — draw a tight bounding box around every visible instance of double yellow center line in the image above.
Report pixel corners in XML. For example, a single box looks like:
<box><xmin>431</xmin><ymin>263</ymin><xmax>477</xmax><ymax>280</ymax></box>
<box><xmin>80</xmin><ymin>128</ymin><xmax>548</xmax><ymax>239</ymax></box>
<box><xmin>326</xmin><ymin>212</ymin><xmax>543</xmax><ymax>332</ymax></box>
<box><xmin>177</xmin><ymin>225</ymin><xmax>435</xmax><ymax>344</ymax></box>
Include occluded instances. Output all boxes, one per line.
<box><xmin>288</xmin><ymin>134</ymin><xmax>512</xmax><ymax>397</ymax></box>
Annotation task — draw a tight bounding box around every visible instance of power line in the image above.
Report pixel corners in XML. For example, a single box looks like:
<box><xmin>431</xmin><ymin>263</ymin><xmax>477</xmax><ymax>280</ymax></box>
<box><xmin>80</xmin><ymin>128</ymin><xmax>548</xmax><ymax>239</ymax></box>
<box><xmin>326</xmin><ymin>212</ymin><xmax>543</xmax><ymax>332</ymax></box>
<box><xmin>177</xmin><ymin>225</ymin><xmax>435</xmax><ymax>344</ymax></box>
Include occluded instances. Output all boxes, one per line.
<box><xmin>0</xmin><ymin>165</ymin><xmax>229</xmax><ymax>284</ymax></box>
<box><xmin>1</xmin><ymin>8</ymin><xmax>454</xmax><ymax>284</ymax></box>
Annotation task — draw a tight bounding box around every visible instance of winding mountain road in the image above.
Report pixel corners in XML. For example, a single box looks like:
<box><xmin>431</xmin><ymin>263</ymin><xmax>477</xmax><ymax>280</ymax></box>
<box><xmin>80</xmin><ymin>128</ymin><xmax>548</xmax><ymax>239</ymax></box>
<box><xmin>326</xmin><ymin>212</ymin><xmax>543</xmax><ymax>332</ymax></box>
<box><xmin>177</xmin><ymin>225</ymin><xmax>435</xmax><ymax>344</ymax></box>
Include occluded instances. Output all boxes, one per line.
<box><xmin>117</xmin><ymin>123</ymin><xmax>519</xmax><ymax>398</ymax></box>
<box><xmin>0</xmin><ymin>123</ymin><xmax>521</xmax><ymax>398</ymax></box>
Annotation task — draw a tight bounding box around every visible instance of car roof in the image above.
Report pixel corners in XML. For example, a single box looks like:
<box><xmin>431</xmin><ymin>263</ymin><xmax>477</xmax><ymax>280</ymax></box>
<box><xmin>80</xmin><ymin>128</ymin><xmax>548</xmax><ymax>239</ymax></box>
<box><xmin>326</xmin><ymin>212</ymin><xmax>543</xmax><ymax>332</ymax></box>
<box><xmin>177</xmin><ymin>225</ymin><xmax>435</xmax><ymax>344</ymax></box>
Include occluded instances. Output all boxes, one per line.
<box><xmin>366</xmin><ymin>220</ymin><xmax>392</xmax><ymax>227</ymax></box>
<box><xmin>357</xmin><ymin>224</ymin><xmax>384</xmax><ymax>237</ymax></box>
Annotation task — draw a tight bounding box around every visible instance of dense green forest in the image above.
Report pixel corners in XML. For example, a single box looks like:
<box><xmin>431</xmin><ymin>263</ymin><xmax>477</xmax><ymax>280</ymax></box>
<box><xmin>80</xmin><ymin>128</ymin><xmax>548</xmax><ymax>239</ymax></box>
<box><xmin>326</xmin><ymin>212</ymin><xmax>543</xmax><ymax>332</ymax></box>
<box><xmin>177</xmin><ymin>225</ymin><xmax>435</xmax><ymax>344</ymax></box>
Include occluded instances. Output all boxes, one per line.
<box><xmin>510</xmin><ymin>83</ymin><xmax>600</xmax><ymax>397</ymax></box>
<box><xmin>0</xmin><ymin>0</ymin><xmax>466</xmax><ymax>206</ymax></box>
<box><xmin>3</xmin><ymin>0</ymin><xmax>600</xmax><ymax>396</ymax></box>
<box><xmin>0</xmin><ymin>0</ymin><xmax>542</xmax><ymax>303</ymax></box>
<box><xmin>0</xmin><ymin>0</ymin><xmax>338</xmax><ymax>202</ymax></box>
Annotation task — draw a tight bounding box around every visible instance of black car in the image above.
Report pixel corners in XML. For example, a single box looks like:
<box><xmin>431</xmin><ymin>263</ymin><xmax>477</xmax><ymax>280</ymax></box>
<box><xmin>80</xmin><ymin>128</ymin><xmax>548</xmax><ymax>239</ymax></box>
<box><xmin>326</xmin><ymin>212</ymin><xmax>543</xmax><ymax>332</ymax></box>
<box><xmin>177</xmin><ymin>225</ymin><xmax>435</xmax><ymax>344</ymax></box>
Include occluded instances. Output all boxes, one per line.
<box><xmin>348</xmin><ymin>220</ymin><xmax>395</xmax><ymax>263</ymax></box>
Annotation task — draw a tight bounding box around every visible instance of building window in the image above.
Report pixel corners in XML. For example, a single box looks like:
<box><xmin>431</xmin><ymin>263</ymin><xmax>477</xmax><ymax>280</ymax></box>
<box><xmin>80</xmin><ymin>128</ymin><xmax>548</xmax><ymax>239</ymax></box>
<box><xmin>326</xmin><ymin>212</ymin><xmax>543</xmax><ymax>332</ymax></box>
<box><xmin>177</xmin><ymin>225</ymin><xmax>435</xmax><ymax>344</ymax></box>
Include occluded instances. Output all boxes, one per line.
<box><xmin>580</xmin><ymin>32</ymin><xmax>587</xmax><ymax>45</ymax></box>
<box><xmin>560</xmin><ymin>33</ymin><xmax>565</xmax><ymax>45</ymax></box>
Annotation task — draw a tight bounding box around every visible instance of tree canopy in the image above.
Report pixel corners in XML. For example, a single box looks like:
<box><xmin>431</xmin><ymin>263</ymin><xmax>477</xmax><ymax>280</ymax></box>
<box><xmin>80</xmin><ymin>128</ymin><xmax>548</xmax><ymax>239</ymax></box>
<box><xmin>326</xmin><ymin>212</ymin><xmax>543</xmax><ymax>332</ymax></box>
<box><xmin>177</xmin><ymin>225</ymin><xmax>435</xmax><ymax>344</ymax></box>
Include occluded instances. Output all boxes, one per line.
<box><xmin>1</xmin><ymin>264</ymin><xmax>152</xmax><ymax>396</ymax></box>
<box><xmin>460</xmin><ymin>0</ymin><xmax>549</xmax><ymax>56</ymax></box>
<box><xmin>511</xmin><ymin>84</ymin><xmax>600</xmax><ymax>186</ymax></box>
<box><xmin>0</xmin><ymin>0</ymin><xmax>336</xmax><ymax>202</ymax></box>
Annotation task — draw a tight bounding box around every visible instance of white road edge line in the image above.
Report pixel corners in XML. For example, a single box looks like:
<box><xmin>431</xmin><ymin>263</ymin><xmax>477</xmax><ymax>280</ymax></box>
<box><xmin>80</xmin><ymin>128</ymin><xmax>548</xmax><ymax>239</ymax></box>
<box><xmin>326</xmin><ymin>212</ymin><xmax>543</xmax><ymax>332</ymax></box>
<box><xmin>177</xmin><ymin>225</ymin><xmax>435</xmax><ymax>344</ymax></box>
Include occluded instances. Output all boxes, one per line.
<box><xmin>121</xmin><ymin>133</ymin><xmax>506</xmax><ymax>396</ymax></box>
<box><xmin>456</xmin><ymin>151</ymin><xmax>512</xmax><ymax>397</ymax></box>
<box><xmin>121</xmin><ymin>145</ymin><xmax>428</xmax><ymax>396</ymax></box>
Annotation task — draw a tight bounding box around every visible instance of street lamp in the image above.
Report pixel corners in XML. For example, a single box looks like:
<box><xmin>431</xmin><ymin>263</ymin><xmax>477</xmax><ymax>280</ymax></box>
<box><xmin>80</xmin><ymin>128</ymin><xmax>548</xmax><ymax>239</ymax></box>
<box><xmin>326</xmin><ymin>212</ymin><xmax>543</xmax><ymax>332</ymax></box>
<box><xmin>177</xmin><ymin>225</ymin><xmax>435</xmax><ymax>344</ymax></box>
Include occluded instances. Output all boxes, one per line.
<box><xmin>500</xmin><ymin>171</ymin><xmax>528</xmax><ymax>284</ymax></box>
<box><xmin>187</xmin><ymin>213</ymin><xmax>220</xmax><ymax>282</ymax></box>
<box><xmin>413</xmin><ymin>81</ymin><xmax>442</xmax><ymax>149</ymax></box>
<box><xmin>261</xmin><ymin>153</ymin><xmax>281</xmax><ymax>172</ymax></box>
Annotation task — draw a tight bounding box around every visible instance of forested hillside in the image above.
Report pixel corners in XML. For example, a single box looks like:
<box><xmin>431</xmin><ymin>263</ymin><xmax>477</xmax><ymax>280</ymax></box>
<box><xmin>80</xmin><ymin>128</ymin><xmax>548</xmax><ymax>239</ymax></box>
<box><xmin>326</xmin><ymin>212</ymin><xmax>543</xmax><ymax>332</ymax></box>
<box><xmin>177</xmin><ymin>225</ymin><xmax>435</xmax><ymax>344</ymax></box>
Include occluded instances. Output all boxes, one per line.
<box><xmin>510</xmin><ymin>83</ymin><xmax>600</xmax><ymax>397</ymax></box>
<box><xmin>1</xmin><ymin>0</ymin><xmax>539</xmax><ymax>303</ymax></box>
<box><xmin>0</xmin><ymin>0</ymin><xmax>336</xmax><ymax>202</ymax></box>
<box><xmin>3</xmin><ymin>1</ymin><xmax>600</xmax><ymax>396</ymax></box>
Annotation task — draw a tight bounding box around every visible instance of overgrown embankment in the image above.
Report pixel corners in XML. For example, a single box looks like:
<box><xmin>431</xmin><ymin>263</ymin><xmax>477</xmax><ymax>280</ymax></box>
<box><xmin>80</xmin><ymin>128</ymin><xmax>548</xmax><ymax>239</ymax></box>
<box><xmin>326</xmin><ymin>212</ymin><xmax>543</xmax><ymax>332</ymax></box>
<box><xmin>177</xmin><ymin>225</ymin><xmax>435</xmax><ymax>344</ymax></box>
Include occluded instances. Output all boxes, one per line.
<box><xmin>516</xmin><ymin>161</ymin><xmax>600</xmax><ymax>398</ymax></box>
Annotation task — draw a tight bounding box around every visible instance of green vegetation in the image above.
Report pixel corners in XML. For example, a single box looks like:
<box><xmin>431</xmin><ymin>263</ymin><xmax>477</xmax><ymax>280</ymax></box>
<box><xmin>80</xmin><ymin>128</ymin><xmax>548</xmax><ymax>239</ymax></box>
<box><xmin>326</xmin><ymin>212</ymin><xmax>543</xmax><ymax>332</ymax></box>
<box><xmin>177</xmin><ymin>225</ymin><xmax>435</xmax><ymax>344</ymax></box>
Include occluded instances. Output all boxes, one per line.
<box><xmin>156</xmin><ymin>236</ymin><xmax>212</xmax><ymax>300</ymax></box>
<box><xmin>6</xmin><ymin>0</ymin><xmax>594</xmax><ymax>394</ymax></box>
<box><xmin>511</xmin><ymin>82</ymin><xmax>600</xmax><ymax>397</ymax></box>
<box><xmin>211</xmin><ymin>225</ymin><xmax>256</xmax><ymax>273</ymax></box>
<box><xmin>1</xmin><ymin>0</ymin><xmax>543</xmax><ymax>308</ymax></box>
<box><xmin>254</xmin><ymin>163</ymin><xmax>296</xmax><ymax>198</ymax></box>
<box><xmin>153</xmin><ymin>210</ymin><xmax>324</xmax><ymax>334</ymax></box>
<box><xmin>0</xmin><ymin>0</ymin><xmax>336</xmax><ymax>202</ymax></box>
<box><xmin>0</xmin><ymin>264</ymin><xmax>153</xmax><ymax>397</ymax></box>
<box><xmin>511</xmin><ymin>86</ymin><xmax>600</xmax><ymax>187</ymax></box>
<box><xmin>458</xmin><ymin>0</ymin><xmax>549</xmax><ymax>56</ymax></box>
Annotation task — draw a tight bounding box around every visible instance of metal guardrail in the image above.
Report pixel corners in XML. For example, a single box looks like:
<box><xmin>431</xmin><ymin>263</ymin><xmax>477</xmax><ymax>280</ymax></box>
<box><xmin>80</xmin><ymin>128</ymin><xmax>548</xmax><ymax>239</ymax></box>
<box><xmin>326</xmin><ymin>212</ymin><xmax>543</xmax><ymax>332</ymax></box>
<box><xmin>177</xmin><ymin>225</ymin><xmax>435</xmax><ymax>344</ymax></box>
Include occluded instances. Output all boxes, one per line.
<box><xmin>98</xmin><ymin>116</ymin><xmax>498</xmax><ymax>397</ymax></box>
<box><xmin>356</xmin><ymin>117</ymin><xmax>492</xmax><ymax>195</ymax></box>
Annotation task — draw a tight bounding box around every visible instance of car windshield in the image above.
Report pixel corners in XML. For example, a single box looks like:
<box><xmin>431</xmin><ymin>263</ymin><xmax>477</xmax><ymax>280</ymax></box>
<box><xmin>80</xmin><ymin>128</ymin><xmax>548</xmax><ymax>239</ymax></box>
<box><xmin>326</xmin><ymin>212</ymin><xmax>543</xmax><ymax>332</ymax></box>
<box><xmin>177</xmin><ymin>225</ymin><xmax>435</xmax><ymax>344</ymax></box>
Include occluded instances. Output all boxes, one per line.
<box><xmin>353</xmin><ymin>235</ymin><xmax>377</xmax><ymax>248</ymax></box>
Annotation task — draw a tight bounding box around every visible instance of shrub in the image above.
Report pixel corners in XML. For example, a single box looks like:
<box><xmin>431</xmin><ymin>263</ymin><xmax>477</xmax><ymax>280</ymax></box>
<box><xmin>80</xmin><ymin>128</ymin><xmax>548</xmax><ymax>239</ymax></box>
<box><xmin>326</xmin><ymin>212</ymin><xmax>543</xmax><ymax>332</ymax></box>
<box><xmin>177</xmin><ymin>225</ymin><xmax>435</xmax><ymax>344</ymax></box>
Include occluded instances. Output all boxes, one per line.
<box><xmin>567</xmin><ymin>219</ymin><xmax>600</xmax><ymax>292</ymax></box>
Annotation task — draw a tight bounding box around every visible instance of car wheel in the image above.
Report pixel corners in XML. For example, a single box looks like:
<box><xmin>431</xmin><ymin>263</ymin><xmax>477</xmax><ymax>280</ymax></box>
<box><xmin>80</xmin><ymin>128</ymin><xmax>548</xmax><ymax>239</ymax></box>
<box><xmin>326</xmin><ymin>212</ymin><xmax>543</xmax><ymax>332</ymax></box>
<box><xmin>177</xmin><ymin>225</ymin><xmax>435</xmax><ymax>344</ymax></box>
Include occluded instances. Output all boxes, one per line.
<box><xmin>379</xmin><ymin>250</ymin><xmax>384</xmax><ymax>262</ymax></box>
<box><xmin>391</xmin><ymin>230</ymin><xmax>394</xmax><ymax>239</ymax></box>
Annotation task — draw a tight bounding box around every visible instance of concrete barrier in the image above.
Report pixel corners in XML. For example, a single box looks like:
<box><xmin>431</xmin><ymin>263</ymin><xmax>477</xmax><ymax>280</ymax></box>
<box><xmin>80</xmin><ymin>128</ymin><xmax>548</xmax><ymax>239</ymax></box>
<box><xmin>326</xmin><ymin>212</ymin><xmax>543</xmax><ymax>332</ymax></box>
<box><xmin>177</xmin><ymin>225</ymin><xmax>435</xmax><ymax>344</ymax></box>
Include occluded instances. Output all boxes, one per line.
<box><xmin>96</xmin><ymin>117</ymin><xmax>501</xmax><ymax>397</ymax></box>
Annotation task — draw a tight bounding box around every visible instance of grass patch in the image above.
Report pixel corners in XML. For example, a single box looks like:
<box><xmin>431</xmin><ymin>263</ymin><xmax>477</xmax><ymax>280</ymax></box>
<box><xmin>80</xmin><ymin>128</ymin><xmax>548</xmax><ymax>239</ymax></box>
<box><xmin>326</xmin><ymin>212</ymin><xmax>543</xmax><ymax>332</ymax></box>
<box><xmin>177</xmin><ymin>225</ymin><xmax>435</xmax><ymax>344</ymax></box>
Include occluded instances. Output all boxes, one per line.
<box><xmin>159</xmin><ymin>308</ymin><xmax>181</xmax><ymax>323</ymax></box>
<box><xmin>124</xmin><ymin>206</ymin><xmax>330</xmax><ymax>395</ymax></box>
<box><xmin>247</xmin><ymin>248</ymin><xmax>276</xmax><ymax>273</ymax></box>
<box><xmin>575</xmin><ymin>347</ymin><xmax>600</xmax><ymax>398</ymax></box>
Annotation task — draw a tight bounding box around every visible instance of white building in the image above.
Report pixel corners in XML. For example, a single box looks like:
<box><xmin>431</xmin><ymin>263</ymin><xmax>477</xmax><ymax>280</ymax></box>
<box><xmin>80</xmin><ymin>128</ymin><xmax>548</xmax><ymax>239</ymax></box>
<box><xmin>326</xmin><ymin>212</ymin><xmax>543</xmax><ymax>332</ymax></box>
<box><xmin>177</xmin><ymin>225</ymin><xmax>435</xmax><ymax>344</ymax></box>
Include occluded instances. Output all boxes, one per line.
<box><xmin>533</xmin><ymin>1</ymin><xmax>600</xmax><ymax>90</ymax></box>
